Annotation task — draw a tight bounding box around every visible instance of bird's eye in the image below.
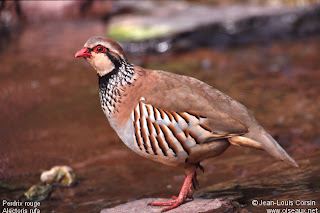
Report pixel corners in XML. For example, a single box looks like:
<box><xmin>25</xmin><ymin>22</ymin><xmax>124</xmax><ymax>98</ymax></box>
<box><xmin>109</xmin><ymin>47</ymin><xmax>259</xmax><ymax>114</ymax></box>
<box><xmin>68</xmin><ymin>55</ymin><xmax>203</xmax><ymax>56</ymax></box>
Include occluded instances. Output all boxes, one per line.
<box><xmin>94</xmin><ymin>45</ymin><xmax>107</xmax><ymax>53</ymax></box>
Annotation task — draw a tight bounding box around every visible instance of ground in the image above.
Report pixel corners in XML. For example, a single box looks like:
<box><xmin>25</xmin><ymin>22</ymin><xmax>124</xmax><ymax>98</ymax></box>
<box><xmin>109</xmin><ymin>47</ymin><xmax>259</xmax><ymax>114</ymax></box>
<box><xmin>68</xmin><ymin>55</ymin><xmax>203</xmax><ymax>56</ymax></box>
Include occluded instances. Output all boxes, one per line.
<box><xmin>0</xmin><ymin>20</ymin><xmax>319</xmax><ymax>212</ymax></box>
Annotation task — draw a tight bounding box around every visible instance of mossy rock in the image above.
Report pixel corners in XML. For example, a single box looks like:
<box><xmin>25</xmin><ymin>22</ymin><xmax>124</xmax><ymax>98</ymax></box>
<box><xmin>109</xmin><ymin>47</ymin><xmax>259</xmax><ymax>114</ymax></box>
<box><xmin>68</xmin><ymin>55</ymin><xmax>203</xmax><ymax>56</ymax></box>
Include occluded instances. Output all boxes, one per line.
<box><xmin>107</xmin><ymin>25</ymin><xmax>170</xmax><ymax>41</ymax></box>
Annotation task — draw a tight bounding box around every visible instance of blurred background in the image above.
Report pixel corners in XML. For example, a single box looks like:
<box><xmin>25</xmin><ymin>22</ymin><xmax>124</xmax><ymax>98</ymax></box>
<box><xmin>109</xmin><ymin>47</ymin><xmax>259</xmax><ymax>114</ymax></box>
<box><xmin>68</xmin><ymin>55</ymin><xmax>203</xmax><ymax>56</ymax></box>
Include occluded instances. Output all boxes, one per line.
<box><xmin>0</xmin><ymin>0</ymin><xmax>319</xmax><ymax>212</ymax></box>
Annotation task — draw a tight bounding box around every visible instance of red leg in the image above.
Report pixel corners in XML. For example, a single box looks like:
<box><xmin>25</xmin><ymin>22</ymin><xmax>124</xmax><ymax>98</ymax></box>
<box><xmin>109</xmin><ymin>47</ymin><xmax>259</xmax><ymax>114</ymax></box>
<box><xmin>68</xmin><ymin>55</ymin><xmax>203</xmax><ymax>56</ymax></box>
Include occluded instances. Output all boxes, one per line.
<box><xmin>172</xmin><ymin>187</ymin><xmax>193</xmax><ymax>200</ymax></box>
<box><xmin>148</xmin><ymin>171</ymin><xmax>196</xmax><ymax>212</ymax></box>
<box><xmin>192</xmin><ymin>171</ymin><xmax>199</xmax><ymax>189</ymax></box>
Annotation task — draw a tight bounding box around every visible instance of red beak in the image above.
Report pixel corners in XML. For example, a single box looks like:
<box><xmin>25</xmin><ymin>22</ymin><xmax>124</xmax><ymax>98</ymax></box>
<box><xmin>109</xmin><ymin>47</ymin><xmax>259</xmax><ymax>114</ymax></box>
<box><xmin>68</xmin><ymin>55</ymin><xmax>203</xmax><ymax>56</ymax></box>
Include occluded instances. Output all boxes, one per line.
<box><xmin>75</xmin><ymin>48</ymin><xmax>92</xmax><ymax>58</ymax></box>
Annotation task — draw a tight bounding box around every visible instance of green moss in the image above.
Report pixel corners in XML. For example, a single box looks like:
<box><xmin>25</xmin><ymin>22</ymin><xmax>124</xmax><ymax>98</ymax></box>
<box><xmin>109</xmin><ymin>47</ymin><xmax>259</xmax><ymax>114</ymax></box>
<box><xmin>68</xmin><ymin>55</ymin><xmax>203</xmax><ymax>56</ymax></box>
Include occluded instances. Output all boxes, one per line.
<box><xmin>24</xmin><ymin>184</ymin><xmax>52</xmax><ymax>201</ymax></box>
<box><xmin>0</xmin><ymin>182</ymin><xmax>16</xmax><ymax>191</ymax></box>
<box><xmin>107</xmin><ymin>25</ymin><xmax>170</xmax><ymax>41</ymax></box>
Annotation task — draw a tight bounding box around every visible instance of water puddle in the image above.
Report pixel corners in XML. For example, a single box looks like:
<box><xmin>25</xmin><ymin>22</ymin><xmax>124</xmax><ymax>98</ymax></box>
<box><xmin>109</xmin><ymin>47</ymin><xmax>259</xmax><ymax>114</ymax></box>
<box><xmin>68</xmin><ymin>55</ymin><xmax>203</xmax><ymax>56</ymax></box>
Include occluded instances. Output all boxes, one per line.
<box><xmin>1</xmin><ymin>19</ymin><xmax>319</xmax><ymax>212</ymax></box>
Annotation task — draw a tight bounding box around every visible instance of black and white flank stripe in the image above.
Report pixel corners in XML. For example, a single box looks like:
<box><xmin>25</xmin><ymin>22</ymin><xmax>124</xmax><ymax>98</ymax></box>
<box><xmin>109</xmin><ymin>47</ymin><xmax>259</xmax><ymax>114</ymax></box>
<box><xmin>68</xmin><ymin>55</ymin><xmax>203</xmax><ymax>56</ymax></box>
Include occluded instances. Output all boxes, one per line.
<box><xmin>132</xmin><ymin>100</ymin><xmax>225</xmax><ymax>158</ymax></box>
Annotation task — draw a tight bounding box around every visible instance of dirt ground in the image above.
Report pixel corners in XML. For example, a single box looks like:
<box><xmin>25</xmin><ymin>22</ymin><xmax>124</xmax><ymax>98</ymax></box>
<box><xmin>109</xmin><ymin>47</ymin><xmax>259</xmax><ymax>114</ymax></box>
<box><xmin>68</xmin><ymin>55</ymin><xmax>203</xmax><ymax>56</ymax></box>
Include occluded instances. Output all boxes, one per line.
<box><xmin>0</xmin><ymin>21</ymin><xmax>319</xmax><ymax>212</ymax></box>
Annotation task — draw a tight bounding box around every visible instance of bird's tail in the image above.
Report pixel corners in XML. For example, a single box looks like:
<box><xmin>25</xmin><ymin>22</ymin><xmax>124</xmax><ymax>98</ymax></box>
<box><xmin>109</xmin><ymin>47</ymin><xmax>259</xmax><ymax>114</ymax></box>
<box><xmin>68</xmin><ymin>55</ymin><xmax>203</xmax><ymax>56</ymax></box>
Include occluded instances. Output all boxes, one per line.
<box><xmin>229</xmin><ymin>126</ymin><xmax>299</xmax><ymax>167</ymax></box>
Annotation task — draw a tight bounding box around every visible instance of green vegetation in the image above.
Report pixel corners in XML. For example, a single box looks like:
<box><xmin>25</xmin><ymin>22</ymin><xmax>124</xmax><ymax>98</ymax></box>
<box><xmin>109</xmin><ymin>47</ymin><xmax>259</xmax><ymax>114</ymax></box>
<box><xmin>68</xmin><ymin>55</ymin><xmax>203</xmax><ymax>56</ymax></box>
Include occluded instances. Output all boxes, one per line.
<box><xmin>107</xmin><ymin>25</ymin><xmax>170</xmax><ymax>41</ymax></box>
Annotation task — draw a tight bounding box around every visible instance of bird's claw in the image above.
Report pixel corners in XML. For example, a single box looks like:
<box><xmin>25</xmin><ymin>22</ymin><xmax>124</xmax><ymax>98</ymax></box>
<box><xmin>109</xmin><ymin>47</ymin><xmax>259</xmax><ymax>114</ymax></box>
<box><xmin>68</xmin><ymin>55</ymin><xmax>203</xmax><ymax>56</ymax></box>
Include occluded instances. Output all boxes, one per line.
<box><xmin>148</xmin><ymin>197</ymin><xmax>187</xmax><ymax>212</ymax></box>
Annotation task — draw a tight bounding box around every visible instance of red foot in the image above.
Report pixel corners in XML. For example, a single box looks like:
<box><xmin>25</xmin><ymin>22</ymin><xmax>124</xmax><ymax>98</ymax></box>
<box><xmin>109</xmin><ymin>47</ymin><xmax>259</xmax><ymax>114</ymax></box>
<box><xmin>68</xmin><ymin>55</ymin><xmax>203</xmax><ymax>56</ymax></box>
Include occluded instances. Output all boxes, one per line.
<box><xmin>148</xmin><ymin>172</ymin><xmax>196</xmax><ymax>212</ymax></box>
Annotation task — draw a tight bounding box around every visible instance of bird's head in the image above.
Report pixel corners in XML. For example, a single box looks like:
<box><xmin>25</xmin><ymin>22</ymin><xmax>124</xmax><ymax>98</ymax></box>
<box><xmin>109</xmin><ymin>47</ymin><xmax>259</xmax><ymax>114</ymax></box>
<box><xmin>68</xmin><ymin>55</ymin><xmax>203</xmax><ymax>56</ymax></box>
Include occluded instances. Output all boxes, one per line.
<box><xmin>75</xmin><ymin>36</ymin><xmax>127</xmax><ymax>76</ymax></box>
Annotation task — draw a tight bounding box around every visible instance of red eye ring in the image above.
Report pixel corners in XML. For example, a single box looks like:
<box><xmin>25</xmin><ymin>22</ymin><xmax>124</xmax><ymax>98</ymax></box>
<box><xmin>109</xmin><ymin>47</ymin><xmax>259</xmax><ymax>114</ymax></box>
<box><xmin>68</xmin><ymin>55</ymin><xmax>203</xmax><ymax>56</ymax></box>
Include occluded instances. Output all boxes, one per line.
<box><xmin>93</xmin><ymin>45</ymin><xmax>107</xmax><ymax>53</ymax></box>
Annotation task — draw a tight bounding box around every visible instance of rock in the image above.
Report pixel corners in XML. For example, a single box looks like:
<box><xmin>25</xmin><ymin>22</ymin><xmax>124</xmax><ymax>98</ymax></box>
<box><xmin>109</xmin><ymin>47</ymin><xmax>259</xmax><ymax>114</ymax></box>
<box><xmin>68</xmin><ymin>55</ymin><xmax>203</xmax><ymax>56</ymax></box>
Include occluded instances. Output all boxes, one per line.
<box><xmin>24</xmin><ymin>184</ymin><xmax>52</xmax><ymax>202</ymax></box>
<box><xmin>107</xmin><ymin>2</ymin><xmax>320</xmax><ymax>53</ymax></box>
<box><xmin>100</xmin><ymin>198</ymin><xmax>236</xmax><ymax>213</ymax></box>
<box><xmin>40</xmin><ymin>165</ymin><xmax>77</xmax><ymax>187</ymax></box>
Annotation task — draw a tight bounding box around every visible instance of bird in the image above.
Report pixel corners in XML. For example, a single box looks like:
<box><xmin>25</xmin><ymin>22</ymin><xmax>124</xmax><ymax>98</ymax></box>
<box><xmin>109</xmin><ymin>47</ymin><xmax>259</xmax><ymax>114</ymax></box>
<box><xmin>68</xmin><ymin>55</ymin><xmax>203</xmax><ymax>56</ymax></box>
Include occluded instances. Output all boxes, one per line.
<box><xmin>75</xmin><ymin>36</ymin><xmax>299</xmax><ymax>212</ymax></box>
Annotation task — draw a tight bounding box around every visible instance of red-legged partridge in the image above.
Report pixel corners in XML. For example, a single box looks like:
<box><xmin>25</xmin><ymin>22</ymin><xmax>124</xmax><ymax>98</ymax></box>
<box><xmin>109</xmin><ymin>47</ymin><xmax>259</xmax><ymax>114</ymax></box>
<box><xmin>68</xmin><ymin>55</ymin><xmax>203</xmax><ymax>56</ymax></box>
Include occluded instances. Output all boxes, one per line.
<box><xmin>75</xmin><ymin>36</ymin><xmax>298</xmax><ymax>212</ymax></box>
